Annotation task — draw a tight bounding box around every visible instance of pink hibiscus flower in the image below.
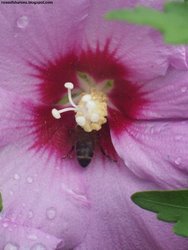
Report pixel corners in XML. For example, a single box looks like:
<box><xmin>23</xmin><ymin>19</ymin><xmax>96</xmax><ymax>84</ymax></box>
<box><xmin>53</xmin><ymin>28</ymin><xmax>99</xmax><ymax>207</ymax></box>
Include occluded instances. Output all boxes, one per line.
<box><xmin>0</xmin><ymin>1</ymin><xmax>188</xmax><ymax>249</ymax></box>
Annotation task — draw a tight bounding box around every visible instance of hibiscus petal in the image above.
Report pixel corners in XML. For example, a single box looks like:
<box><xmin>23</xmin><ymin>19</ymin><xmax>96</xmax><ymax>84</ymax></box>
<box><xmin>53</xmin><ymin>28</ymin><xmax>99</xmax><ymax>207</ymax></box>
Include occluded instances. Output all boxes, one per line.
<box><xmin>0</xmin><ymin>141</ymin><xmax>90</xmax><ymax>249</ymax></box>
<box><xmin>149</xmin><ymin>30</ymin><xmax>188</xmax><ymax>70</ymax></box>
<box><xmin>110</xmin><ymin>119</ymin><xmax>188</xmax><ymax>187</ymax></box>
<box><xmin>0</xmin><ymin>88</ymin><xmax>35</xmax><ymax>146</ymax></box>
<box><xmin>74</xmin><ymin>157</ymin><xmax>188</xmax><ymax>250</ymax></box>
<box><xmin>0</xmin><ymin>1</ymin><xmax>89</xmax><ymax>97</ymax></box>
<box><xmin>136</xmin><ymin>69</ymin><xmax>188</xmax><ymax>119</ymax></box>
<box><xmin>0</xmin><ymin>222</ymin><xmax>62</xmax><ymax>250</ymax></box>
<box><xmin>82</xmin><ymin>0</ymin><xmax>186</xmax><ymax>81</ymax></box>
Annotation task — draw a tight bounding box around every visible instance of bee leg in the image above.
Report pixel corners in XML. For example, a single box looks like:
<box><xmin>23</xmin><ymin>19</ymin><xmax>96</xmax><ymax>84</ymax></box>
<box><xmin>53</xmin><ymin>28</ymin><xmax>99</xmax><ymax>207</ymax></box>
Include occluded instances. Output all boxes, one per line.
<box><xmin>100</xmin><ymin>146</ymin><xmax>117</xmax><ymax>162</ymax></box>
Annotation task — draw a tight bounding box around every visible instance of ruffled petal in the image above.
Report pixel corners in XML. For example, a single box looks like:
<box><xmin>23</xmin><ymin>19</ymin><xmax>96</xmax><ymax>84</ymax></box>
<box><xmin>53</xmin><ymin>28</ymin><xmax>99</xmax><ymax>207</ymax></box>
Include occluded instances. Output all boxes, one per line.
<box><xmin>110</xmin><ymin>119</ymin><xmax>188</xmax><ymax>187</ymax></box>
<box><xmin>0</xmin><ymin>141</ymin><xmax>90</xmax><ymax>249</ymax></box>
<box><xmin>149</xmin><ymin>30</ymin><xmax>188</xmax><ymax>70</ymax></box>
<box><xmin>81</xmin><ymin>0</ymin><xmax>187</xmax><ymax>81</ymax></box>
<box><xmin>135</xmin><ymin>69</ymin><xmax>188</xmax><ymax>119</ymax></box>
<box><xmin>108</xmin><ymin>69</ymin><xmax>188</xmax><ymax>122</ymax></box>
<box><xmin>0</xmin><ymin>1</ymin><xmax>89</xmax><ymax>98</ymax></box>
<box><xmin>74</xmin><ymin>157</ymin><xmax>188</xmax><ymax>250</ymax></box>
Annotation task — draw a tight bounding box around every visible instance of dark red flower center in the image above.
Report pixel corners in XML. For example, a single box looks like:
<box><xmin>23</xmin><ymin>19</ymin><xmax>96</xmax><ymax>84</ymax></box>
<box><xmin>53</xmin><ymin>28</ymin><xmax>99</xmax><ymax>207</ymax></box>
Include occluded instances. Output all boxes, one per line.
<box><xmin>30</xmin><ymin>43</ymin><xmax>147</xmax><ymax>165</ymax></box>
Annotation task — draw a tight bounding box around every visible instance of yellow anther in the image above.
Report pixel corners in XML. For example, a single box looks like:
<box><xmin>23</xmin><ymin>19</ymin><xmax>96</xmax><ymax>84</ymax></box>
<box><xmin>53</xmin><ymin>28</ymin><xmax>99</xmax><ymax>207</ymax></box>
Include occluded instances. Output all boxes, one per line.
<box><xmin>75</xmin><ymin>89</ymin><xmax>107</xmax><ymax>132</ymax></box>
<box><xmin>51</xmin><ymin>83</ymin><xmax>108</xmax><ymax>132</ymax></box>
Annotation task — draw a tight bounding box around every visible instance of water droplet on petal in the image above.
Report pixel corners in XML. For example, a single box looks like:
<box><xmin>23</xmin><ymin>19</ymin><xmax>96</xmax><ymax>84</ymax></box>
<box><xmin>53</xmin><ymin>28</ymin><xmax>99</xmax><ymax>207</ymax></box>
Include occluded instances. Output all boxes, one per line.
<box><xmin>46</xmin><ymin>207</ymin><xmax>57</xmax><ymax>220</ymax></box>
<box><xmin>3</xmin><ymin>222</ymin><xmax>8</xmax><ymax>228</ymax></box>
<box><xmin>16</xmin><ymin>15</ymin><xmax>29</xmax><ymax>29</ymax></box>
<box><xmin>30</xmin><ymin>243</ymin><xmax>47</xmax><ymax>250</ymax></box>
<box><xmin>4</xmin><ymin>243</ymin><xmax>19</xmax><ymax>250</ymax></box>
<box><xmin>27</xmin><ymin>234</ymin><xmax>38</xmax><ymax>241</ymax></box>
<box><xmin>13</xmin><ymin>174</ymin><xmax>20</xmax><ymax>180</ymax></box>
<box><xmin>22</xmin><ymin>204</ymin><xmax>26</xmax><ymax>209</ymax></box>
<box><xmin>181</xmin><ymin>87</ymin><xmax>187</xmax><ymax>93</ymax></box>
<box><xmin>27</xmin><ymin>176</ymin><xmax>33</xmax><ymax>184</ymax></box>
<box><xmin>9</xmin><ymin>190</ymin><xmax>14</xmax><ymax>196</ymax></box>
<box><xmin>175</xmin><ymin>157</ymin><xmax>182</xmax><ymax>165</ymax></box>
<box><xmin>174</xmin><ymin>135</ymin><xmax>182</xmax><ymax>141</ymax></box>
<box><xmin>28</xmin><ymin>210</ymin><xmax>34</xmax><ymax>219</ymax></box>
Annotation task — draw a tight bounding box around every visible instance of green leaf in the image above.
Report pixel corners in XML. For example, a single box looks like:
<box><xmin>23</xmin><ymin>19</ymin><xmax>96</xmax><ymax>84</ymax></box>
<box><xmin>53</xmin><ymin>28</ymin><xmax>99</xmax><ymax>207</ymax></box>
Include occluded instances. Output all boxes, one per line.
<box><xmin>131</xmin><ymin>190</ymin><xmax>188</xmax><ymax>237</ymax></box>
<box><xmin>106</xmin><ymin>2</ymin><xmax>188</xmax><ymax>44</ymax></box>
<box><xmin>0</xmin><ymin>193</ymin><xmax>2</xmax><ymax>212</ymax></box>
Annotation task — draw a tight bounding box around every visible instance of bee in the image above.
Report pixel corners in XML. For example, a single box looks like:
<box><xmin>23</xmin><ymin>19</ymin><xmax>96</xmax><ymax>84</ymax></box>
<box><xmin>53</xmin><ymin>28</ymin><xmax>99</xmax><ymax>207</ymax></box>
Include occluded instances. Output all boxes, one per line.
<box><xmin>66</xmin><ymin>125</ymin><xmax>117</xmax><ymax>168</ymax></box>
<box><xmin>75</xmin><ymin>126</ymin><xmax>96</xmax><ymax>168</ymax></box>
